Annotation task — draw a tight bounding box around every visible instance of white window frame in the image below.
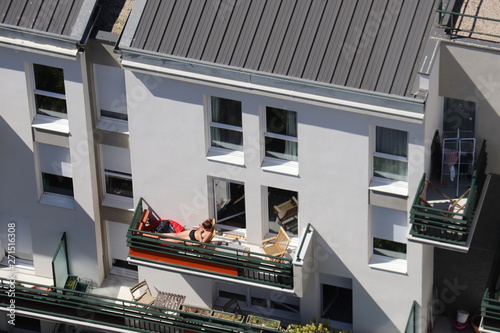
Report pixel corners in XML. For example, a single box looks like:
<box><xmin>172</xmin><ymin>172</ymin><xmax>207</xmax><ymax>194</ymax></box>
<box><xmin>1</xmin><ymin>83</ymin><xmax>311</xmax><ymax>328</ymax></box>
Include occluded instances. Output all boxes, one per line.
<box><xmin>29</xmin><ymin>63</ymin><xmax>69</xmax><ymax>133</ymax></box>
<box><xmin>369</xmin><ymin>126</ymin><xmax>408</xmax><ymax>196</ymax></box>
<box><xmin>100</xmin><ymin>145</ymin><xmax>134</xmax><ymax>210</ymax></box>
<box><xmin>206</xmin><ymin>96</ymin><xmax>244</xmax><ymax>165</ymax></box>
<box><xmin>94</xmin><ymin>64</ymin><xmax>129</xmax><ymax>133</ymax></box>
<box><xmin>36</xmin><ymin>143</ymin><xmax>75</xmax><ymax>209</ymax></box>
<box><xmin>261</xmin><ymin>106</ymin><xmax>298</xmax><ymax>176</ymax></box>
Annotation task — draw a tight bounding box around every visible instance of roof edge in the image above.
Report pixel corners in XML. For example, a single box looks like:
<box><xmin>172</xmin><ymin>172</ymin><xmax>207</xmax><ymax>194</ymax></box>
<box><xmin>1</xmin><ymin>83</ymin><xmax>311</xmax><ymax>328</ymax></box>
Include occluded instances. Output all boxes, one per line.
<box><xmin>118</xmin><ymin>47</ymin><xmax>426</xmax><ymax>116</ymax></box>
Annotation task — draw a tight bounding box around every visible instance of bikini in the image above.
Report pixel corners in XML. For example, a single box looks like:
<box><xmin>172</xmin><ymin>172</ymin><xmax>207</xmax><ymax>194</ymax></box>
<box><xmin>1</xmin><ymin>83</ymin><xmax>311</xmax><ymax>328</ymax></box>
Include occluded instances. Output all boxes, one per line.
<box><xmin>189</xmin><ymin>229</ymin><xmax>197</xmax><ymax>241</ymax></box>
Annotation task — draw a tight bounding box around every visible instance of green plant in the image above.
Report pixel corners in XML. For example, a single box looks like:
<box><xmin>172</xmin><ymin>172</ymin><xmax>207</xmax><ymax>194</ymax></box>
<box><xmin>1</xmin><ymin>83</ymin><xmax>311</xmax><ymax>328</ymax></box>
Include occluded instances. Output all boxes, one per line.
<box><xmin>285</xmin><ymin>320</ymin><xmax>352</xmax><ymax>333</ymax></box>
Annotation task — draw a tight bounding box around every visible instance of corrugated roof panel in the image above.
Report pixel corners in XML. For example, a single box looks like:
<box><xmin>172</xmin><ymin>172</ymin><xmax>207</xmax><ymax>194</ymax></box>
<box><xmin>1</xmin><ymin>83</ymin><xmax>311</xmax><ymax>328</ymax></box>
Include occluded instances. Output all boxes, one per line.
<box><xmin>216</xmin><ymin>0</ymin><xmax>251</xmax><ymax>65</ymax></box>
<box><xmin>332</xmin><ymin>0</ymin><xmax>374</xmax><ymax>86</ymax></box>
<box><xmin>345</xmin><ymin>0</ymin><xmax>388</xmax><ymax>88</ymax></box>
<box><xmin>122</xmin><ymin>0</ymin><xmax>438</xmax><ymax>98</ymax></box>
<box><xmin>0</xmin><ymin>2</ymin><xmax>11</xmax><ymax>23</ymax></box>
<box><xmin>287</xmin><ymin>0</ymin><xmax>327</xmax><ymax>78</ymax></box>
<box><xmin>18</xmin><ymin>0</ymin><xmax>42</xmax><ymax>29</ymax></box>
<box><xmin>258</xmin><ymin>0</ymin><xmax>297</xmax><ymax>73</ymax></box>
<box><xmin>243</xmin><ymin>0</ymin><xmax>282</xmax><ymax>70</ymax></box>
<box><xmin>132</xmin><ymin>0</ymin><xmax>158</xmax><ymax>50</ymax></box>
<box><xmin>32</xmin><ymin>0</ymin><xmax>57</xmax><ymax>32</ymax></box>
<box><xmin>375</xmin><ymin>0</ymin><xmax>418</xmax><ymax>93</ymax></box>
<box><xmin>3</xmin><ymin>0</ymin><xmax>28</xmax><ymax>26</ymax></box>
<box><xmin>391</xmin><ymin>0</ymin><xmax>434</xmax><ymax>96</ymax></box>
<box><xmin>200</xmin><ymin>0</ymin><xmax>236</xmax><ymax>62</ymax></box>
<box><xmin>158</xmin><ymin>0</ymin><xmax>192</xmax><ymax>55</ymax></box>
<box><xmin>49</xmin><ymin>0</ymin><xmax>74</xmax><ymax>34</ymax></box>
<box><xmin>316</xmin><ymin>0</ymin><xmax>358</xmax><ymax>83</ymax></box>
<box><xmin>301</xmin><ymin>0</ymin><xmax>342</xmax><ymax>81</ymax></box>
<box><xmin>173</xmin><ymin>0</ymin><xmax>207</xmax><ymax>56</ymax></box>
<box><xmin>186</xmin><ymin>0</ymin><xmax>220</xmax><ymax>59</ymax></box>
<box><xmin>360</xmin><ymin>0</ymin><xmax>403</xmax><ymax>92</ymax></box>
<box><xmin>273</xmin><ymin>0</ymin><xmax>312</xmax><ymax>76</ymax></box>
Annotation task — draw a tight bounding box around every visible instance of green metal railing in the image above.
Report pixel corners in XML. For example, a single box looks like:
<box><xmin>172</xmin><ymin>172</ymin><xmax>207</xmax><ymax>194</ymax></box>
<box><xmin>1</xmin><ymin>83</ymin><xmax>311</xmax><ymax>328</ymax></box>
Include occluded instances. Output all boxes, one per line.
<box><xmin>481</xmin><ymin>239</ymin><xmax>500</xmax><ymax>331</ymax></box>
<box><xmin>127</xmin><ymin>199</ymin><xmax>294</xmax><ymax>290</ymax></box>
<box><xmin>409</xmin><ymin>141</ymin><xmax>487</xmax><ymax>247</ymax></box>
<box><xmin>0</xmin><ymin>278</ymin><xmax>283</xmax><ymax>333</ymax></box>
<box><xmin>437</xmin><ymin>0</ymin><xmax>500</xmax><ymax>40</ymax></box>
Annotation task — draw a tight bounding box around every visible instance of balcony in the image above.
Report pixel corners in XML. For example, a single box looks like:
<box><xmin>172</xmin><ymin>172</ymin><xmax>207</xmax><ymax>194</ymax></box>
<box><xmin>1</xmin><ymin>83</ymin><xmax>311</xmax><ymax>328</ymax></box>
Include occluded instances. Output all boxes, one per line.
<box><xmin>126</xmin><ymin>199</ymin><xmax>314</xmax><ymax>293</ymax></box>
<box><xmin>437</xmin><ymin>0</ymin><xmax>500</xmax><ymax>43</ymax></box>
<box><xmin>480</xmin><ymin>243</ymin><xmax>500</xmax><ymax>332</ymax></box>
<box><xmin>0</xmin><ymin>278</ymin><xmax>284</xmax><ymax>333</ymax></box>
<box><xmin>408</xmin><ymin>140</ymin><xmax>488</xmax><ymax>252</ymax></box>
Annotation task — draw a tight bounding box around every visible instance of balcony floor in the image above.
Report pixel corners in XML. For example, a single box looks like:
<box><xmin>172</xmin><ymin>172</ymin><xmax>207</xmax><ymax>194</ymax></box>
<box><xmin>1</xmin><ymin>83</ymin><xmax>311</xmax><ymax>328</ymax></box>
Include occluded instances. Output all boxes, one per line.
<box><xmin>433</xmin><ymin>315</ymin><xmax>477</xmax><ymax>333</ymax></box>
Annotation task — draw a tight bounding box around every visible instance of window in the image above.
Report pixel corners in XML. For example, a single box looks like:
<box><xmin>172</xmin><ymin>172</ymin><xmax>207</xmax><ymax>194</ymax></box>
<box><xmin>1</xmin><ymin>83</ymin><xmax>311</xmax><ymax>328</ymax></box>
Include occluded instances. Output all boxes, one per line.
<box><xmin>213</xmin><ymin>179</ymin><xmax>245</xmax><ymax>231</ymax></box>
<box><xmin>42</xmin><ymin>173</ymin><xmax>74</xmax><ymax>196</ymax></box>
<box><xmin>33</xmin><ymin>64</ymin><xmax>67</xmax><ymax>119</ymax></box>
<box><xmin>370</xmin><ymin>206</ymin><xmax>408</xmax><ymax>273</ymax></box>
<box><xmin>443</xmin><ymin>98</ymin><xmax>476</xmax><ymax>139</ymax></box>
<box><xmin>105</xmin><ymin>170</ymin><xmax>133</xmax><ymax>198</ymax></box>
<box><xmin>265</xmin><ymin>107</ymin><xmax>297</xmax><ymax>161</ymax></box>
<box><xmin>373</xmin><ymin>238</ymin><xmax>407</xmax><ymax>260</ymax></box>
<box><xmin>210</xmin><ymin>97</ymin><xmax>243</xmax><ymax>151</ymax></box>
<box><xmin>322</xmin><ymin>284</ymin><xmax>353</xmax><ymax>325</ymax></box>
<box><xmin>268</xmin><ymin>187</ymin><xmax>298</xmax><ymax>237</ymax></box>
<box><xmin>373</xmin><ymin>127</ymin><xmax>408</xmax><ymax>182</ymax></box>
<box><xmin>101</xmin><ymin>145</ymin><xmax>133</xmax><ymax>208</ymax></box>
<box><xmin>94</xmin><ymin>64</ymin><xmax>129</xmax><ymax>132</ymax></box>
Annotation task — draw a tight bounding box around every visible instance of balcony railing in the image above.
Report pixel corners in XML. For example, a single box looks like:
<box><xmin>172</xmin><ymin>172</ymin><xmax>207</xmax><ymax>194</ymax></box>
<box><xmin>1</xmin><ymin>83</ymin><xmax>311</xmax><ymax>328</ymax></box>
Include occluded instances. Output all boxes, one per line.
<box><xmin>409</xmin><ymin>140</ymin><xmax>487</xmax><ymax>251</ymax></box>
<box><xmin>481</xmin><ymin>242</ymin><xmax>500</xmax><ymax>332</ymax></box>
<box><xmin>127</xmin><ymin>199</ymin><xmax>294</xmax><ymax>290</ymax></box>
<box><xmin>437</xmin><ymin>0</ymin><xmax>500</xmax><ymax>41</ymax></box>
<box><xmin>0</xmin><ymin>278</ymin><xmax>283</xmax><ymax>333</ymax></box>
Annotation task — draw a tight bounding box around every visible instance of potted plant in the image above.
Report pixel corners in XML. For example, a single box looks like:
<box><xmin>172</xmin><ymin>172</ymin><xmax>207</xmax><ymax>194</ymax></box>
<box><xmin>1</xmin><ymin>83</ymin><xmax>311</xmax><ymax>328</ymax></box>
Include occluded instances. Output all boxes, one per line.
<box><xmin>246</xmin><ymin>314</ymin><xmax>281</xmax><ymax>329</ymax></box>
<box><xmin>180</xmin><ymin>304</ymin><xmax>213</xmax><ymax>317</ymax></box>
<box><xmin>211</xmin><ymin>309</ymin><xmax>244</xmax><ymax>322</ymax></box>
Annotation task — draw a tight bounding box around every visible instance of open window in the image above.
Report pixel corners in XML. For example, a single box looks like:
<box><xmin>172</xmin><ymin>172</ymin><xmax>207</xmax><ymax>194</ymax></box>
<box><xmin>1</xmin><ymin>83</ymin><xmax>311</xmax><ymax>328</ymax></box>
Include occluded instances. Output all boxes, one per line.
<box><xmin>267</xmin><ymin>187</ymin><xmax>298</xmax><ymax>237</ymax></box>
<box><xmin>213</xmin><ymin>179</ymin><xmax>246</xmax><ymax>232</ymax></box>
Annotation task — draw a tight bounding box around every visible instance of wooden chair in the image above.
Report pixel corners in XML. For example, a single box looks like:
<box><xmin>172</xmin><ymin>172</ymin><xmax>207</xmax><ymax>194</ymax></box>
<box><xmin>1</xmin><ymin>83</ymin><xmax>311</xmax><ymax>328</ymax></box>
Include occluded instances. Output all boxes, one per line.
<box><xmin>274</xmin><ymin>197</ymin><xmax>298</xmax><ymax>230</ymax></box>
<box><xmin>261</xmin><ymin>227</ymin><xmax>291</xmax><ymax>260</ymax></box>
<box><xmin>129</xmin><ymin>280</ymin><xmax>155</xmax><ymax>307</ymax></box>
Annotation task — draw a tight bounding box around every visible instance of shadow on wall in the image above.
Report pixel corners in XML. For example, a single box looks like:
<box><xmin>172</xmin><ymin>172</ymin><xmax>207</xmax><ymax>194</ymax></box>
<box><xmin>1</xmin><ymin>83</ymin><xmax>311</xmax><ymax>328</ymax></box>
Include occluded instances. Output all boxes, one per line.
<box><xmin>310</xmin><ymin>234</ymin><xmax>401</xmax><ymax>333</ymax></box>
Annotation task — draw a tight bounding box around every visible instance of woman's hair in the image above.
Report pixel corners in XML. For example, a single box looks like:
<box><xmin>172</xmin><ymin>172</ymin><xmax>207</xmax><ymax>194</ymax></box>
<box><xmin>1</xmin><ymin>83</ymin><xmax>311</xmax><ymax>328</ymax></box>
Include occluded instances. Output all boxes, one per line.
<box><xmin>202</xmin><ymin>219</ymin><xmax>214</xmax><ymax>230</ymax></box>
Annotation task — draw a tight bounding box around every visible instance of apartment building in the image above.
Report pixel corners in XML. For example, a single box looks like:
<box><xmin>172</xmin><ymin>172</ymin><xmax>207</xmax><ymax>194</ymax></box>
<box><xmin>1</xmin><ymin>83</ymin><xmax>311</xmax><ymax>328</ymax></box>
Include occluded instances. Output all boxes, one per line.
<box><xmin>0</xmin><ymin>1</ymin><xmax>499</xmax><ymax>333</ymax></box>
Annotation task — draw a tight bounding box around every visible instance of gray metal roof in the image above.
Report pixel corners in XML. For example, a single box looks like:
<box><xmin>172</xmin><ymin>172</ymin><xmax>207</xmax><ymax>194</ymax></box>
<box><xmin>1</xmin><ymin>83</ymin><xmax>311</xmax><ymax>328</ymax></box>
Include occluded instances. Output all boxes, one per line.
<box><xmin>122</xmin><ymin>0</ymin><xmax>437</xmax><ymax>98</ymax></box>
<box><xmin>0</xmin><ymin>0</ymin><xmax>98</xmax><ymax>43</ymax></box>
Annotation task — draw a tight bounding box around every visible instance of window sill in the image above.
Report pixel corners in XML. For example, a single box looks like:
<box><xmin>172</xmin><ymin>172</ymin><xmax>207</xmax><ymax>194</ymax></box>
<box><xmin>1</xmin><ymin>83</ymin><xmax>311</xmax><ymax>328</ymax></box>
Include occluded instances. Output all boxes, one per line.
<box><xmin>102</xmin><ymin>195</ymin><xmax>134</xmax><ymax>211</ymax></box>
<box><xmin>97</xmin><ymin>118</ymin><xmax>129</xmax><ymax>134</ymax></box>
<box><xmin>207</xmin><ymin>148</ymin><xmax>244</xmax><ymax>166</ymax></box>
<box><xmin>369</xmin><ymin>255</ymin><xmax>407</xmax><ymax>274</ymax></box>
<box><xmin>262</xmin><ymin>158</ymin><xmax>298</xmax><ymax>176</ymax></box>
<box><xmin>369</xmin><ymin>178</ymin><xmax>408</xmax><ymax>197</ymax></box>
<box><xmin>32</xmin><ymin>115</ymin><xmax>69</xmax><ymax>134</ymax></box>
<box><xmin>39</xmin><ymin>193</ymin><xmax>75</xmax><ymax>210</ymax></box>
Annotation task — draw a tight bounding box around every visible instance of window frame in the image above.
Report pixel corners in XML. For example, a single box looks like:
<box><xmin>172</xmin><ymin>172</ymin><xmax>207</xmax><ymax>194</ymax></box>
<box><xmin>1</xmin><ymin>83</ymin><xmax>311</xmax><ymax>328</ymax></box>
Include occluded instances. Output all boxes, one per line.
<box><xmin>211</xmin><ymin>178</ymin><xmax>246</xmax><ymax>235</ymax></box>
<box><xmin>264</xmin><ymin>107</ymin><xmax>298</xmax><ymax>162</ymax></box>
<box><xmin>32</xmin><ymin>63</ymin><xmax>68</xmax><ymax>119</ymax></box>
<box><xmin>372</xmin><ymin>126</ymin><xmax>408</xmax><ymax>183</ymax></box>
<box><xmin>209</xmin><ymin>96</ymin><xmax>243</xmax><ymax>152</ymax></box>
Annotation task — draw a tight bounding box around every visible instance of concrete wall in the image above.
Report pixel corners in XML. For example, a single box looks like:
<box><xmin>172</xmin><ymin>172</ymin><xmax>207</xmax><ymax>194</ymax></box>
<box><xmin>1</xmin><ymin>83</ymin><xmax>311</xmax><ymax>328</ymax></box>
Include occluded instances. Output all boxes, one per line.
<box><xmin>0</xmin><ymin>47</ymin><xmax>102</xmax><ymax>284</ymax></box>
<box><xmin>123</xmin><ymin>69</ymin><xmax>428</xmax><ymax>332</ymax></box>
<box><xmin>440</xmin><ymin>43</ymin><xmax>500</xmax><ymax>174</ymax></box>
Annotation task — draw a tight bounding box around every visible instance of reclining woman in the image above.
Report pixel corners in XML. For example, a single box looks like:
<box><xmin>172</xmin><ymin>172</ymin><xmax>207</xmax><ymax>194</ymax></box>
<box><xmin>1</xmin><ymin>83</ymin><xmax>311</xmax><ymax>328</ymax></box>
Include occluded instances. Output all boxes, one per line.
<box><xmin>155</xmin><ymin>219</ymin><xmax>215</xmax><ymax>245</ymax></box>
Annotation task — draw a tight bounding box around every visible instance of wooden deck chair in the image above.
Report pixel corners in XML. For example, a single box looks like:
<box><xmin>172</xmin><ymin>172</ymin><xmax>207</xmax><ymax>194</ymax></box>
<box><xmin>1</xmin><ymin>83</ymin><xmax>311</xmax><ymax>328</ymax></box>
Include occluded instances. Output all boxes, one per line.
<box><xmin>274</xmin><ymin>197</ymin><xmax>298</xmax><ymax>231</ymax></box>
<box><xmin>261</xmin><ymin>227</ymin><xmax>291</xmax><ymax>260</ymax></box>
<box><xmin>130</xmin><ymin>280</ymin><xmax>155</xmax><ymax>307</ymax></box>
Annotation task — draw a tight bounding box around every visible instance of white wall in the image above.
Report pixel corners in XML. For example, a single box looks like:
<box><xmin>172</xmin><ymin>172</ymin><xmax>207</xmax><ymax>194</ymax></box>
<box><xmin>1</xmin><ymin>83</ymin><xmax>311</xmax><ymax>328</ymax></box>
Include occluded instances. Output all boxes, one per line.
<box><xmin>0</xmin><ymin>47</ymin><xmax>102</xmax><ymax>284</ymax></box>
<box><xmin>124</xmin><ymin>69</ymin><xmax>428</xmax><ymax>332</ymax></box>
